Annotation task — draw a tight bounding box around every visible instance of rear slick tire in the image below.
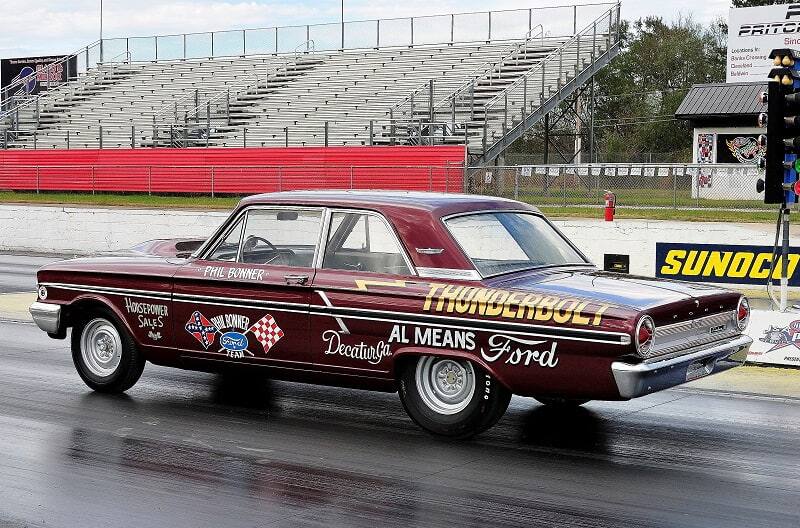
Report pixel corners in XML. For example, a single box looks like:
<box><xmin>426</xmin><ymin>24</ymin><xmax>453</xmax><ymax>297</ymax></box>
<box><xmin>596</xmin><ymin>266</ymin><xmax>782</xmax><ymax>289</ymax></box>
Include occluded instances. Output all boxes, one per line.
<box><xmin>398</xmin><ymin>355</ymin><xmax>511</xmax><ymax>439</ymax></box>
<box><xmin>71</xmin><ymin>309</ymin><xmax>145</xmax><ymax>394</ymax></box>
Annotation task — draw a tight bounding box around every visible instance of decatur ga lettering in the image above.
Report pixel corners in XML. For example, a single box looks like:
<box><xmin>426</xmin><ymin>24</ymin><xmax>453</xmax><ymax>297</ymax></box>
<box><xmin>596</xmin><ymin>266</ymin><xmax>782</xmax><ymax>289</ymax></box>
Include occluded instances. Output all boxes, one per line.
<box><xmin>322</xmin><ymin>330</ymin><xmax>392</xmax><ymax>365</ymax></box>
<box><xmin>481</xmin><ymin>334</ymin><xmax>559</xmax><ymax>368</ymax></box>
<box><xmin>422</xmin><ymin>283</ymin><xmax>610</xmax><ymax>326</ymax></box>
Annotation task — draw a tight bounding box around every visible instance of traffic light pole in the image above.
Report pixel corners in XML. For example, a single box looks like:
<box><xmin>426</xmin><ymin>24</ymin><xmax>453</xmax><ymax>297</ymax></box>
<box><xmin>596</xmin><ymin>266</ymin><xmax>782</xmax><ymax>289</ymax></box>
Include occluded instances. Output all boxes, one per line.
<box><xmin>781</xmin><ymin>206</ymin><xmax>790</xmax><ymax>311</ymax></box>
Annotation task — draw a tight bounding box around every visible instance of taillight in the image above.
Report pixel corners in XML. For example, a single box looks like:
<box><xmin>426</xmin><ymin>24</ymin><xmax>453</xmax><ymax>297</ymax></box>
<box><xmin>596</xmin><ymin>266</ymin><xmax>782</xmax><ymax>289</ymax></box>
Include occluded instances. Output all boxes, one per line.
<box><xmin>635</xmin><ymin>315</ymin><xmax>655</xmax><ymax>357</ymax></box>
<box><xmin>737</xmin><ymin>297</ymin><xmax>750</xmax><ymax>331</ymax></box>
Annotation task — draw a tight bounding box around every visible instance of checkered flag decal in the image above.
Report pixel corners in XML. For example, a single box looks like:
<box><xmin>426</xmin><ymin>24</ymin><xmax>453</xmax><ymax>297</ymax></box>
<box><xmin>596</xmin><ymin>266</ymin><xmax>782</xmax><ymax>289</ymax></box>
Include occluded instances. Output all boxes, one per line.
<box><xmin>249</xmin><ymin>314</ymin><xmax>284</xmax><ymax>353</ymax></box>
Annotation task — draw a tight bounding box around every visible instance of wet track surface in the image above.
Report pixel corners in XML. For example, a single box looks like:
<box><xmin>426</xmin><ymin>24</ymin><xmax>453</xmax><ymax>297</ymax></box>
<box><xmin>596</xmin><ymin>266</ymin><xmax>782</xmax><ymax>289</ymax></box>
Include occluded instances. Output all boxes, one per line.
<box><xmin>1</xmin><ymin>255</ymin><xmax>799</xmax><ymax>527</ymax></box>
<box><xmin>0</xmin><ymin>254</ymin><xmax>60</xmax><ymax>293</ymax></box>
<box><xmin>0</xmin><ymin>321</ymin><xmax>798</xmax><ymax>528</ymax></box>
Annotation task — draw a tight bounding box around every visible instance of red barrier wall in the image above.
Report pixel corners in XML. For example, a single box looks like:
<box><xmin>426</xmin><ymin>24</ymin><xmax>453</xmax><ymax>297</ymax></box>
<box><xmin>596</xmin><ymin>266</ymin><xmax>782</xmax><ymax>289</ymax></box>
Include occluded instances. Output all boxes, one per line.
<box><xmin>0</xmin><ymin>146</ymin><xmax>466</xmax><ymax>194</ymax></box>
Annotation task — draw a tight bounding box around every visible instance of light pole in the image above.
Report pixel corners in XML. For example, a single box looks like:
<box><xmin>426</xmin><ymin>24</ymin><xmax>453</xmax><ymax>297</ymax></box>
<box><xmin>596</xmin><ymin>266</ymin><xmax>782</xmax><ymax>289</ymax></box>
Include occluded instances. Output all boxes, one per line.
<box><xmin>100</xmin><ymin>0</ymin><xmax>104</xmax><ymax>62</ymax></box>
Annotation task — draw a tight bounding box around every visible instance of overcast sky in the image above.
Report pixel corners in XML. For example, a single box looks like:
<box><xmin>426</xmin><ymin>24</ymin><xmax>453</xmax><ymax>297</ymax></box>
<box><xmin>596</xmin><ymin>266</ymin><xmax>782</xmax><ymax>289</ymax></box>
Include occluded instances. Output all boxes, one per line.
<box><xmin>0</xmin><ymin>0</ymin><xmax>733</xmax><ymax>59</ymax></box>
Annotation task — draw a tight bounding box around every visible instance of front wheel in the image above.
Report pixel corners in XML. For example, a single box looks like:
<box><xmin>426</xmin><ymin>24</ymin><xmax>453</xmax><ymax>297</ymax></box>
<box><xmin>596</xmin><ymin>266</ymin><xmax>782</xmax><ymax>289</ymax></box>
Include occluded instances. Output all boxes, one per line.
<box><xmin>71</xmin><ymin>310</ymin><xmax>145</xmax><ymax>394</ymax></box>
<box><xmin>398</xmin><ymin>355</ymin><xmax>511</xmax><ymax>439</ymax></box>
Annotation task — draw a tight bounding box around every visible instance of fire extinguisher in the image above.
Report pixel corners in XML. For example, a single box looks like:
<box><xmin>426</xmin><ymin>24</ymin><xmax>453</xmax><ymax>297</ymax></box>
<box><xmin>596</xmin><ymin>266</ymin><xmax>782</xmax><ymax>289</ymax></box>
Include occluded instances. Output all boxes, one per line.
<box><xmin>603</xmin><ymin>191</ymin><xmax>616</xmax><ymax>221</ymax></box>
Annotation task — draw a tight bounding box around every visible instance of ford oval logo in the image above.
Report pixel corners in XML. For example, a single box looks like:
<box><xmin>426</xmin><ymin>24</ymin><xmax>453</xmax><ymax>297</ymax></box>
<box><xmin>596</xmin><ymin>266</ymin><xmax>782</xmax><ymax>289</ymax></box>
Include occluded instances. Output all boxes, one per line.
<box><xmin>220</xmin><ymin>332</ymin><xmax>249</xmax><ymax>351</ymax></box>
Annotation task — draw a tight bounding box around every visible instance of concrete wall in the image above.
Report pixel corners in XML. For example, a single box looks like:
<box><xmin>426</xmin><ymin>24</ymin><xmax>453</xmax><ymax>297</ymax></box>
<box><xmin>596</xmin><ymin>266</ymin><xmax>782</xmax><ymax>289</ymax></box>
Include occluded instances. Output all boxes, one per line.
<box><xmin>1</xmin><ymin>204</ymin><xmax>795</xmax><ymax>280</ymax></box>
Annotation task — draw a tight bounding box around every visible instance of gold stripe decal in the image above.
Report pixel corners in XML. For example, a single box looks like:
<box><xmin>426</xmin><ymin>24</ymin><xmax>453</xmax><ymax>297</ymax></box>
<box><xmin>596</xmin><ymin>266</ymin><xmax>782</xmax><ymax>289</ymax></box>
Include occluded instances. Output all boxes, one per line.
<box><xmin>354</xmin><ymin>279</ymin><xmax>410</xmax><ymax>292</ymax></box>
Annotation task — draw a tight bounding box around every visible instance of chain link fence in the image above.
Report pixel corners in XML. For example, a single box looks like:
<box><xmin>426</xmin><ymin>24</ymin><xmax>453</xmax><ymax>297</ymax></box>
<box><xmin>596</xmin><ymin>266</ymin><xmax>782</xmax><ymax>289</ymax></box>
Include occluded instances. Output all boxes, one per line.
<box><xmin>467</xmin><ymin>164</ymin><xmax>766</xmax><ymax>210</ymax></box>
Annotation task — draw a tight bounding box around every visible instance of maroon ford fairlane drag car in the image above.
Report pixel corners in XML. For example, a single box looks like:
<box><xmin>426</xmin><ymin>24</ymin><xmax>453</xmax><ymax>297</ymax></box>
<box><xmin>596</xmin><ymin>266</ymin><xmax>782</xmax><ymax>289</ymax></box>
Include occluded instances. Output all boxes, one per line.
<box><xmin>30</xmin><ymin>191</ymin><xmax>753</xmax><ymax>438</ymax></box>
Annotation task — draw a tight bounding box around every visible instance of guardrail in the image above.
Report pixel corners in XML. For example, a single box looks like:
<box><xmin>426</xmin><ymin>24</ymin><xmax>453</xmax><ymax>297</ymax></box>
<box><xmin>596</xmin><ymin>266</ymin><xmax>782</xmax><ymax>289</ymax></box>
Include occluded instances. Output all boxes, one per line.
<box><xmin>469</xmin><ymin>164</ymin><xmax>767</xmax><ymax>211</ymax></box>
<box><xmin>0</xmin><ymin>163</ymin><xmax>465</xmax><ymax>196</ymax></box>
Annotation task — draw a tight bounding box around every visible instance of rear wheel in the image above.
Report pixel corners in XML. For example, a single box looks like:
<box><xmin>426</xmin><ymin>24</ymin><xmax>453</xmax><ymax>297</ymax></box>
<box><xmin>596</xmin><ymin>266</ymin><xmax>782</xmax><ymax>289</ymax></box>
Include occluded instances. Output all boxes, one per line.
<box><xmin>71</xmin><ymin>309</ymin><xmax>145</xmax><ymax>394</ymax></box>
<box><xmin>533</xmin><ymin>395</ymin><xmax>590</xmax><ymax>407</ymax></box>
<box><xmin>398</xmin><ymin>355</ymin><xmax>511</xmax><ymax>439</ymax></box>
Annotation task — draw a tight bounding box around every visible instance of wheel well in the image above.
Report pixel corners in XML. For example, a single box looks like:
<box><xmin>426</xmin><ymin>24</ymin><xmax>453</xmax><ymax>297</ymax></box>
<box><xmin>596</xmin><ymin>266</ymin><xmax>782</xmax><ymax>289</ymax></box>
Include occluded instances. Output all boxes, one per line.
<box><xmin>64</xmin><ymin>299</ymin><xmax>113</xmax><ymax>328</ymax></box>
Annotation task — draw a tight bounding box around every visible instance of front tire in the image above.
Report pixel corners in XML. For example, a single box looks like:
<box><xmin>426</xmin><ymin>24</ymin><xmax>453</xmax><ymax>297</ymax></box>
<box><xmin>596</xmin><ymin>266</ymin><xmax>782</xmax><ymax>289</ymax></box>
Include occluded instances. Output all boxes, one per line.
<box><xmin>398</xmin><ymin>355</ymin><xmax>511</xmax><ymax>439</ymax></box>
<box><xmin>71</xmin><ymin>310</ymin><xmax>145</xmax><ymax>394</ymax></box>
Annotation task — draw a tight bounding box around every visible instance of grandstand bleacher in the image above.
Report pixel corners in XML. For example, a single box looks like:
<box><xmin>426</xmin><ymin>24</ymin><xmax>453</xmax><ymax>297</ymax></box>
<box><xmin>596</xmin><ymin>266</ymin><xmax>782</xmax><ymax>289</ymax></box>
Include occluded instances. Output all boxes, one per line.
<box><xmin>0</xmin><ymin>3</ymin><xmax>620</xmax><ymax>166</ymax></box>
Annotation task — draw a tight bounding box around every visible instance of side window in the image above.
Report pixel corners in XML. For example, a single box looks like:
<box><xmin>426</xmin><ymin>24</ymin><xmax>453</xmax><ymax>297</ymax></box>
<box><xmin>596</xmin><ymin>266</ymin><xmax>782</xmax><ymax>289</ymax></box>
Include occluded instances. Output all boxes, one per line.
<box><xmin>240</xmin><ymin>208</ymin><xmax>323</xmax><ymax>267</ymax></box>
<box><xmin>323</xmin><ymin>212</ymin><xmax>411</xmax><ymax>275</ymax></box>
<box><xmin>207</xmin><ymin>216</ymin><xmax>244</xmax><ymax>262</ymax></box>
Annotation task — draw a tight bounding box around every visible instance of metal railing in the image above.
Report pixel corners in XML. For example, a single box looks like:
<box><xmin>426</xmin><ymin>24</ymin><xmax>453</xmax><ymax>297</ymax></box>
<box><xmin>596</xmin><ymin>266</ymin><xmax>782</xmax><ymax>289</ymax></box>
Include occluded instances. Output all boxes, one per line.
<box><xmin>469</xmin><ymin>164</ymin><xmax>769</xmax><ymax>211</ymax></box>
<box><xmin>0</xmin><ymin>118</ymin><xmax>467</xmax><ymax>150</ymax></box>
<box><xmin>97</xmin><ymin>3</ymin><xmax>615</xmax><ymax>62</ymax></box>
<box><xmin>388</xmin><ymin>25</ymin><xmax>551</xmax><ymax>123</ymax></box>
<box><xmin>475</xmin><ymin>4</ymin><xmax>621</xmax><ymax>160</ymax></box>
<box><xmin>0</xmin><ymin>163</ymin><xmax>465</xmax><ymax>196</ymax></box>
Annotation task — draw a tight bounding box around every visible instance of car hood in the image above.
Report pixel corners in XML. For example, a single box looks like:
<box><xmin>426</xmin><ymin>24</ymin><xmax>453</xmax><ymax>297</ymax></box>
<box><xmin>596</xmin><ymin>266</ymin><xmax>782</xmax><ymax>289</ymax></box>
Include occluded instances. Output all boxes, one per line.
<box><xmin>488</xmin><ymin>267</ymin><xmax>739</xmax><ymax>311</ymax></box>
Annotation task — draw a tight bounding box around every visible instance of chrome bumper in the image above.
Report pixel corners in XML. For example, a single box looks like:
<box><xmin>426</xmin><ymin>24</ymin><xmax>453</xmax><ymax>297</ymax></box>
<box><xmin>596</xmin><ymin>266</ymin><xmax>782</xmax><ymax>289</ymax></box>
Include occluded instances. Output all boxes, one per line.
<box><xmin>611</xmin><ymin>334</ymin><xmax>753</xmax><ymax>399</ymax></box>
<box><xmin>29</xmin><ymin>302</ymin><xmax>62</xmax><ymax>334</ymax></box>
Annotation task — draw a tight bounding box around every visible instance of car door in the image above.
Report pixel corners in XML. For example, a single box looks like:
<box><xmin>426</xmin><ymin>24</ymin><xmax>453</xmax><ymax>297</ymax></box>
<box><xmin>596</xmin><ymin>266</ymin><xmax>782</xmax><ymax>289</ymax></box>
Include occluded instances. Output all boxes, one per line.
<box><xmin>309</xmin><ymin>209</ymin><xmax>430</xmax><ymax>376</ymax></box>
<box><xmin>172</xmin><ymin>206</ymin><xmax>324</xmax><ymax>368</ymax></box>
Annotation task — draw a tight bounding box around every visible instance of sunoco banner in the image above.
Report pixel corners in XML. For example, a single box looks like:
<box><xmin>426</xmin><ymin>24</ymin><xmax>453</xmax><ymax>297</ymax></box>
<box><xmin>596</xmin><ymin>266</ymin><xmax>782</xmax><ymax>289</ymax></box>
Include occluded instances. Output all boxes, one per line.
<box><xmin>656</xmin><ymin>242</ymin><xmax>800</xmax><ymax>286</ymax></box>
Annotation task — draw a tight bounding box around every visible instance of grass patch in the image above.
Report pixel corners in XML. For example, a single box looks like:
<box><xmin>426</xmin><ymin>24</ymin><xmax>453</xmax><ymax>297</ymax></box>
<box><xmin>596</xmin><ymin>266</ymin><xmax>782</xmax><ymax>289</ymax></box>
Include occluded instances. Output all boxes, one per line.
<box><xmin>0</xmin><ymin>190</ymin><xmax>786</xmax><ymax>223</ymax></box>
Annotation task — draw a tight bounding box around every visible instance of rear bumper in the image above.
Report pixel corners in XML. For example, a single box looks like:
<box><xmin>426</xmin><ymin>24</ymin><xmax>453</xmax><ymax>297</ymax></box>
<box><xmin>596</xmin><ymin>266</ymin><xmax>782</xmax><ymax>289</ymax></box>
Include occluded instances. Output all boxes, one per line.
<box><xmin>29</xmin><ymin>302</ymin><xmax>61</xmax><ymax>334</ymax></box>
<box><xmin>611</xmin><ymin>334</ymin><xmax>753</xmax><ymax>399</ymax></box>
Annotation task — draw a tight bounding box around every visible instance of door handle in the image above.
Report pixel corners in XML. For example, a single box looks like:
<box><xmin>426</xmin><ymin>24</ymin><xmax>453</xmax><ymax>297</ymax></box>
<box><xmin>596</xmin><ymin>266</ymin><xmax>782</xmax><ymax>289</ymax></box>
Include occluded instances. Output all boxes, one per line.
<box><xmin>284</xmin><ymin>274</ymin><xmax>309</xmax><ymax>285</ymax></box>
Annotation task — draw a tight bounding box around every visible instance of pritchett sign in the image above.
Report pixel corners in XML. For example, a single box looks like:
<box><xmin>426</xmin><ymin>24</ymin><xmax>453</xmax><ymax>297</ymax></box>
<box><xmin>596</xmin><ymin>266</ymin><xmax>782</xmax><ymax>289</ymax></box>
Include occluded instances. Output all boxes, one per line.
<box><xmin>727</xmin><ymin>4</ymin><xmax>800</xmax><ymax>83</ymax></box>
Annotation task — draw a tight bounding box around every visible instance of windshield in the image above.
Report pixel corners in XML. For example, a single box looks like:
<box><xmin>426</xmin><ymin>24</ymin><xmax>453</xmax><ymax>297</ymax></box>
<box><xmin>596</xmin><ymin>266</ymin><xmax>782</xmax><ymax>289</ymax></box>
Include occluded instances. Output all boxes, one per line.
<box><xmin>445</xmin><ymin>212</ymin><xmax>587</xmax><ymax>277</ymax></box>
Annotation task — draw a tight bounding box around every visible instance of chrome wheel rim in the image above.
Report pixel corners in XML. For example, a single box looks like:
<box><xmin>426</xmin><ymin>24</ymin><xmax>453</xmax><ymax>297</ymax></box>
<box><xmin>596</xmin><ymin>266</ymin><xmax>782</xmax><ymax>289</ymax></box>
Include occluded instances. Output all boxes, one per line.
<box><xmin>415</xmin><ymin>356</ymin><xmax>476</xmax><ymax>415</ymax></box>
<box><xmin>80</xmin><ymin>318</ymin><xmax>122</xmax><ymax>378</ymax></box>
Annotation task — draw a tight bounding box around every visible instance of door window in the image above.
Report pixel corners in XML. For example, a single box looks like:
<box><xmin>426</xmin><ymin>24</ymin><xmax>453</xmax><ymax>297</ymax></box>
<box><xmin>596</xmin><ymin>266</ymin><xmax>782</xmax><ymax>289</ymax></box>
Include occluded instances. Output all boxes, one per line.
<box><xmin>207</xmin><ymin>216</ymin><xmax>245</xmax><ymax>262</ymax></box>
<box><xmin>323</xmin><ymin>212</ymin><xmax>411</xmax><ymax>275</ymax></box>
<box><xmin>240</xmin><ymin>209</ymin><xmax>323</xmax><ymax>267</ymax></box>
<box><xmin>207</xmin><ymin>208</ymin><xmax>323</xmax><ymax>267</ymax></box>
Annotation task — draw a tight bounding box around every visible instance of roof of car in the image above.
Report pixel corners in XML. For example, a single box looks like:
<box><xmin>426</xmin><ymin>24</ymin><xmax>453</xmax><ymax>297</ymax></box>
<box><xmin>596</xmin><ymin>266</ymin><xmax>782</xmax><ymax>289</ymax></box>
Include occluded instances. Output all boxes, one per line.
<box><xmin>240</xmin><ymin>190</ymin><xmax>537</xmax><ymax>216</ymax></box>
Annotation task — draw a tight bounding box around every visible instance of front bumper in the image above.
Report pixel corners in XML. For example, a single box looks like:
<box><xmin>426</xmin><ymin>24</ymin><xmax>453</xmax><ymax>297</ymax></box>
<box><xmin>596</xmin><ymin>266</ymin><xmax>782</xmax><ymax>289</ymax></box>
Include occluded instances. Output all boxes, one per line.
<box><xmin>611</xmin><ymin>334</ymin><xmax>752</xmax><ymax>399</ymax></box>
<box><xmin>29</xmin><ymin>302</ymin><xmax>61</xmax><ymax>334</ymax></box>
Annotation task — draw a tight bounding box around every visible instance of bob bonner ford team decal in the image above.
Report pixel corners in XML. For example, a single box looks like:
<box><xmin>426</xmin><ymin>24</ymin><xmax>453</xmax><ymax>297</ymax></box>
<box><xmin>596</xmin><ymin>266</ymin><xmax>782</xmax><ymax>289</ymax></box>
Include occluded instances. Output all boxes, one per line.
<box><xmin>185</xmin><ymin>310</ymin><xmax>284</xmax><ymax>358</ymax></box>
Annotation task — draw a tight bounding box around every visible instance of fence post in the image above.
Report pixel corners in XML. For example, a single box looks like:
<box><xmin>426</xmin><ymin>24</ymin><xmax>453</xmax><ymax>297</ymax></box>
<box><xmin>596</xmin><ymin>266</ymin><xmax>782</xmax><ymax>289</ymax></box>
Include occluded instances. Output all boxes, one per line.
<box><xmin>673</xmin><ymin>170</ymin><xmax>677</xmax><ymax>209</ymax></box>
<box><xmin>369</xmin><ymin>120</ymin><xmax>374</xmax><ymax>146</ymax></box>
<box><xmin>131</xmin><ymin>125</ymin><xmax>135</xmax><ymax>148</ymax></box>
<box><xmin>376</xmin><ymin>20</ymin><xmax>381</xmax><ymax>48</ymax></box>
<box><xmin>148</xmin><ymin>166</ymin><xmax>152</xmax><ymax>195</ymax></box>
<box><xmin>573</xmin><ymin>5</ymin><xmax>577</xmax><ymax>35</ymax></box>
<box><xmin>562</xmin><ymin>170</ymin><xmax>567</xmax><ymax>207</ymax></box>
<box><xmin>411</xmin><ymin>17</ymin><xmax>414</xmax><ymax>46</ymax></box>
<box><xmin>66</xmin><ymin>130</ymin><xmax>70</xmax><ymax>149</ymax></box>
<box><xmin>284</xmin><ymin>127</ymin><xmax>289</xmax><ymax>147</ymax></box>
<box><xmin>324</xmin><ymin>121</ymin><xmax>329</xmax><ymax>147</ymax></box>
<box><xmin>33</xmin><ymin>130</ymin><xmax>37</xmax><ymax>150</ymax></box>
<box><xmin>514</xmin><ymin>170</ymin><xmax>519</xmax><ymax>200</ymax></box>
<box><xmin>211</xmin><ymin>167</ymin><xmax>215</xmax><ymax>198</ymax></box>
<box><xmin>488</xmin><ymin>11</ymin><xmax>492</xmax><ymax>41</ymax></box>
<box><xmin>429</xmin><ymin>79</ymin><xmax>434</xmax><ymax>124</ymax></box>
<box><xmin>243</xmin><ymin>127</ymin><xmax>247</xmax><ymax>148</ymax></box>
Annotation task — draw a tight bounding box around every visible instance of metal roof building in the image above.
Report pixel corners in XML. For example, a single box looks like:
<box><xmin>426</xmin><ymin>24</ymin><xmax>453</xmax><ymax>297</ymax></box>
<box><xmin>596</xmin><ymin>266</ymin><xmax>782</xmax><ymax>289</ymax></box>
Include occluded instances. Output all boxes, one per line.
<box><xmin>675</xmin><ymin>82</ymin><xmax>766</xmax><ymax>127</ymax></box>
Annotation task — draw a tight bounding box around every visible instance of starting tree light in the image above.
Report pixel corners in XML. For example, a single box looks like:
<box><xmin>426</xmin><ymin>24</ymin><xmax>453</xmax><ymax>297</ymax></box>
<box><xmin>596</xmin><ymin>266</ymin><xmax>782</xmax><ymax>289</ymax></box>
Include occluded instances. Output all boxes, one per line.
<box><xmin>757</xmin><ymin>48</ymin><xmax>800</xmax><ymax>205</ymax></box>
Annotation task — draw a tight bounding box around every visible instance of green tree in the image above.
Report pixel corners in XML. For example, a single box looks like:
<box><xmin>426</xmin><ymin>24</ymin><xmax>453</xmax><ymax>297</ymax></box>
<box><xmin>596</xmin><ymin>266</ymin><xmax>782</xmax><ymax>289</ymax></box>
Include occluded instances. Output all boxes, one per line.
<box><xmin>590</xmin><ymin>16</ymin><xmax>726</xmax><ymax>162</ymax></box>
